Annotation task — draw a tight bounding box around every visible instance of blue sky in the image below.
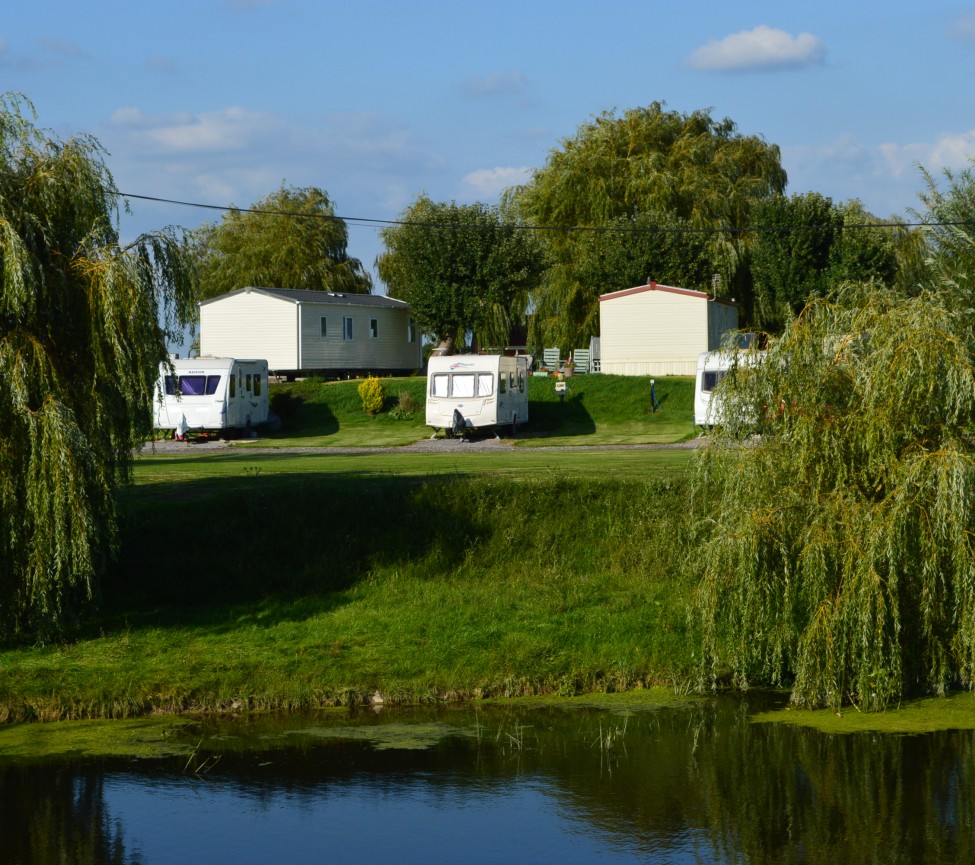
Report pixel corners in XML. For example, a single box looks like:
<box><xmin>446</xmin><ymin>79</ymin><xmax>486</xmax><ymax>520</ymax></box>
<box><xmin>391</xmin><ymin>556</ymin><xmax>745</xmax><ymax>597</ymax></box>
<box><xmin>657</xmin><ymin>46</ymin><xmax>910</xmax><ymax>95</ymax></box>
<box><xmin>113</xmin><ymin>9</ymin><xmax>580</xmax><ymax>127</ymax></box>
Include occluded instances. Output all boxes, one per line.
<box><xmin>5</xmin><ymin>0</ymin><xmax>975</xmax><ymax>291</ymax></box>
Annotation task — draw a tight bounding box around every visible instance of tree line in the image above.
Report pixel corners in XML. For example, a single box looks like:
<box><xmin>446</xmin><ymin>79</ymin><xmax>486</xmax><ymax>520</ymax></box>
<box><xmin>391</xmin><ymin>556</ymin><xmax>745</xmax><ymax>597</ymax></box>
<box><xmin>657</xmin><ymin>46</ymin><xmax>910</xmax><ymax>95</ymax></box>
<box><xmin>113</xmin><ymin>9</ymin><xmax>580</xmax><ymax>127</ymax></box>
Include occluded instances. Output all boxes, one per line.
<box><xmin>188</xmin><ymin>101</ymin><xmax>908</xmax><ymax>355</ymax></box>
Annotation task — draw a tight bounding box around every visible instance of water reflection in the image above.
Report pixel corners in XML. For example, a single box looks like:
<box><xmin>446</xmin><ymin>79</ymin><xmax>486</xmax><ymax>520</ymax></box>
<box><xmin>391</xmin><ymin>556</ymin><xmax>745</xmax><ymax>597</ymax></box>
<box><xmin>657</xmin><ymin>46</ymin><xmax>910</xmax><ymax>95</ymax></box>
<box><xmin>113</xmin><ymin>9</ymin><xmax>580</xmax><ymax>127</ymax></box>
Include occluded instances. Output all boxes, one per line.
<box><xmin>3</xmin><ymin>699</ymin><xmax>973</xmax><ymax>865</ymax></box>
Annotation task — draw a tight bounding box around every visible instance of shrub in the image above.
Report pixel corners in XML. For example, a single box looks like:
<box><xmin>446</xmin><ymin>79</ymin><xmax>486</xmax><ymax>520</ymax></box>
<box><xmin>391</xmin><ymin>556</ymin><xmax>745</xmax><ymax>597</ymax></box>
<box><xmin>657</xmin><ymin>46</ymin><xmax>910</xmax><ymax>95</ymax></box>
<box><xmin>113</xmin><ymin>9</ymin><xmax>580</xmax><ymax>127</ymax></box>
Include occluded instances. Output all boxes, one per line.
<box><xmin>357</xmin><ymin>377</ymin><xmax>386</xmax><ymax>415</ymax></box>
<box><xmin>388</xmin><ymin>390</ymin><xmax>419</xmax><ymax>420</ymax></box>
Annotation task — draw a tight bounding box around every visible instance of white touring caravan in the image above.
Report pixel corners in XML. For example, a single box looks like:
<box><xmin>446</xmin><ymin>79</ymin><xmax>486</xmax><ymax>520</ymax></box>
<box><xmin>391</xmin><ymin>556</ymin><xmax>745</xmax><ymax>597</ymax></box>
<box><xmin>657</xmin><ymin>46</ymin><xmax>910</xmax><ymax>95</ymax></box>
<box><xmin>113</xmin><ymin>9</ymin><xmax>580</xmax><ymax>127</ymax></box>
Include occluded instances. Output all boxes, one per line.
<box><xmin>694</xmin><ymin>350</ymin><xmax>764</xmax><ymax>429</ymax></box>
<box><xmin>426</xmin><ymin>355</ymin><xmax>529</xmax><ymax>437</ymax></box>
<box><xmin>154</xmin><ymin>357</ymin><xmax>269</xmax><ymax>437</ymax></box>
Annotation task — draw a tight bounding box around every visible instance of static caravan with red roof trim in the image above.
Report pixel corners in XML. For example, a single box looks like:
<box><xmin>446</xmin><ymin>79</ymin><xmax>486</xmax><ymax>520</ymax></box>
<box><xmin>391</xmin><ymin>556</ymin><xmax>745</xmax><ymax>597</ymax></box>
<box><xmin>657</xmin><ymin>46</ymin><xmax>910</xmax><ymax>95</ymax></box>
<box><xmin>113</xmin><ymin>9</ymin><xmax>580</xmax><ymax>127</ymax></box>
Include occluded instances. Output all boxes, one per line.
<box><xmin>598</xmin><ymin>280</ymin><xmax>738</xmax><ymax>377</ymax></box>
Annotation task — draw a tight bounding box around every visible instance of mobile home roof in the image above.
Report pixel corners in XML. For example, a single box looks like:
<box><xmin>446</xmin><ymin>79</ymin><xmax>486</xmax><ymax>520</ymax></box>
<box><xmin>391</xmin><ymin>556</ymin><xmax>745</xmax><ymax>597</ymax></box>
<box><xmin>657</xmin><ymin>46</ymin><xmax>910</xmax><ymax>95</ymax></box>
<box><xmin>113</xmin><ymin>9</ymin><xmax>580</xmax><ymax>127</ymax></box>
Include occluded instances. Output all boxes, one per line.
<box><xmin>200</xmin><ymin>287</ymin><xmax>410</xmax><ymax>309</ymax></box>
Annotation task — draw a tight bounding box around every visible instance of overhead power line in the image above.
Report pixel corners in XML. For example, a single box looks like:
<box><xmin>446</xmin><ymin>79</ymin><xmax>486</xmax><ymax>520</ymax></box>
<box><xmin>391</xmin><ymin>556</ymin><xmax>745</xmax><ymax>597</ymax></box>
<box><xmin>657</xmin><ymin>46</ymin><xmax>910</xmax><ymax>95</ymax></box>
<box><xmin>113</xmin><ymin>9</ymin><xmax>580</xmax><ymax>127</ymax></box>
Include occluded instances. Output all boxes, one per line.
<box><xmin>117</xmin><ymin>191</ymin><xmax>962</xmax><ymax>236</ymax></box>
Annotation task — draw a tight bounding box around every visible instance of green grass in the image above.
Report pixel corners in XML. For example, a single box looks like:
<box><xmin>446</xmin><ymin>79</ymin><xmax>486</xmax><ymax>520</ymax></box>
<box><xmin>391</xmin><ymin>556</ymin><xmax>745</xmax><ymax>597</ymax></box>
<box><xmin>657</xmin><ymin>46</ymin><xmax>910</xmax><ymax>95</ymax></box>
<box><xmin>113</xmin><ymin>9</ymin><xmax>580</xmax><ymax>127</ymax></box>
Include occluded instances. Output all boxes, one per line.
<box><xmin>251</xmin><ymin>372</ymin><xmax>696</xmax><ymax>448</ymax></box>
<box><xmin>0</xmin><ymin>458</ymin><xmax>696</xmax><ymax>722</ymax></box>
<box><xmin>130</xmin><ymin>447</ymin><xmax>693</xmax><ymax>485</ymax></box>
<box><xmin>522</xmin><ymin>373</ymin><xmax>696</xmax><ymax>445</ymax></box>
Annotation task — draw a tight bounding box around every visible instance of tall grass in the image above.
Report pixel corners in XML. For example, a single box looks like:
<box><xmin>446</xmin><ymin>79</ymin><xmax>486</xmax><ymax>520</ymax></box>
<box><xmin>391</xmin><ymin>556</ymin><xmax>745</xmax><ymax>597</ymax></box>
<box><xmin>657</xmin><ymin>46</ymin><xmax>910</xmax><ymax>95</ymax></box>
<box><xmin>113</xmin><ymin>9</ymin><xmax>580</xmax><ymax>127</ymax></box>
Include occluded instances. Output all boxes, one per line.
<box><xmin>0</xmin><ymin>464</ymin><xmax>696</xmax><ymax>721</ymax></box>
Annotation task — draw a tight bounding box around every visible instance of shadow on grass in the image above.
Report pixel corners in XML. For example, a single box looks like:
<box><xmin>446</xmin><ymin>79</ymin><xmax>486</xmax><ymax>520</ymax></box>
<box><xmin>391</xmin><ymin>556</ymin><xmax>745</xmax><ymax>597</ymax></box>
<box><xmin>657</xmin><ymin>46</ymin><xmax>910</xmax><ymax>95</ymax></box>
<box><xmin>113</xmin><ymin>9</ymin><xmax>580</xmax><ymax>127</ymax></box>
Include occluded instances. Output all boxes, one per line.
<box><xmin>527</xmin><ymin>390</ymin><xmax>597</xmax><ymax>437</ymax></box>
<box><xmin>105</xmin><ymin>471</ymin><xmax>484</xmax><ymax>632</ymax></box>
<box><xmin>267</xmin><ymin>397</ymin><xmax>339</xmax><ymax>440</ymax></box>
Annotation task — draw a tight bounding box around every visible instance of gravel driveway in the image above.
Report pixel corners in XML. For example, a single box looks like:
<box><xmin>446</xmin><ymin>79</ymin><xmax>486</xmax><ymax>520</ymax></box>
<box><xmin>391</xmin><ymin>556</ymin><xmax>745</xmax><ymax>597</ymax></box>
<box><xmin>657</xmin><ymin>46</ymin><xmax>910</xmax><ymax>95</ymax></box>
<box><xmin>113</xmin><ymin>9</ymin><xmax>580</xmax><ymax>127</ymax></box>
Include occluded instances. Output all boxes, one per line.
<box><xmin>137</xmin><ymin>434</ymin><xmax>703</xmax><ymax>456</ymax></box>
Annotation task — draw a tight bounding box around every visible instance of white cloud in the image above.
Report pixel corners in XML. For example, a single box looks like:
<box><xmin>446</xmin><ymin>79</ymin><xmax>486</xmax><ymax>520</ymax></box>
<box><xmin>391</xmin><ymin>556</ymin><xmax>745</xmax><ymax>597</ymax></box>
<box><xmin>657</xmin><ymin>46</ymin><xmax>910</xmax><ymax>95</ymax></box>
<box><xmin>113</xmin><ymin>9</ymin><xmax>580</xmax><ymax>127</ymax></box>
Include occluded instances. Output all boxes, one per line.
<box><xmin>780</xmin><ymin>130</ymin><xmax>975</xmax><ymax>219</ymax></box>
<box><xmin>107</xmin><ymin>106</ymin><xmax>280</xmax><ymax>154</ymax></box>
<box><xmin>146</xmin><ymin>55</ymin><xmax>176</xmax><ymax>74</ymax></box>
<box><xmin>100</xmin><ymin>106</ymin><xmax>449</xmax><ymax>243</ymax></box>
<box><xmin>38</xmin><ymin>37</ymin><xmax>87</xmax><ymax>60</ymax></box>
<box><xmin>462</xmin><ymin>69</ymin><xmax>528</xmax><ymax>96</ymax></box>
<box><xmin>878</xmin><ymin>131</ymin><xmax>975</xmax><ymax>177</ymax></box>
<box><xmin>223</xmin><ymin>0</ymin><xmax>283</xmax><ymax>10</ymax></box>
<box><xmin>950</xmin><ymin>13</ymin><xmax>975</xmax><ymax>42</ymax></box>
<box><xmin>460</xmin><ymin>166</ymin><xmax>532</xmax><ymax>200</ymax></box>
<box><xmin>687</xmin><ymin>25</ymin><xmax>825</xmax><ymax>72</ymax></box>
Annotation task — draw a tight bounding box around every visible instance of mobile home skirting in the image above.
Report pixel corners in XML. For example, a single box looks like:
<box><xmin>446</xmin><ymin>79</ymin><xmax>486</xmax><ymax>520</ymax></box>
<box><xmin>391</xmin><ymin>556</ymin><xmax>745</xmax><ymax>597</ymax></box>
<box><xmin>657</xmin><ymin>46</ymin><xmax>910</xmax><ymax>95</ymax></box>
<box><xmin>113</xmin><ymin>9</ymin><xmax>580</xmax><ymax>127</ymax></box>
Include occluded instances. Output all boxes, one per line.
<box><xmin>599</xmin><ymin>359</ymin><xmax>698</xmax><ymax>377</ymax></box>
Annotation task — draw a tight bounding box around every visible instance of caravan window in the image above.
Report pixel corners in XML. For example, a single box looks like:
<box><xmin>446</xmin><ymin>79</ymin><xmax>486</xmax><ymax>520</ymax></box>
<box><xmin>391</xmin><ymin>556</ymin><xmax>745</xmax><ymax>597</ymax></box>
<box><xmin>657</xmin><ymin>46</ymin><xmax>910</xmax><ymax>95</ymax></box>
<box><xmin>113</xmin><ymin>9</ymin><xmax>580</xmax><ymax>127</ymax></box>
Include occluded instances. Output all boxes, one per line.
<box><xmin>702</xmin><ymin>370</ymin><xmax>727</xmax><ymax>393</ymax></box>
<box><xmin>452</xmin><ymin>374</ymin><xmax>475</xmax><ymax>398</ymax></box>
<box><xmin>246</xmin><ymin>373</ymin><xmax>252</xmax><ymax>392</ymax></box>
<box><xmin>165</xmin><ymin>375</ymin><xmax>221</xmax><ymax>396</ymax></box>
<box><xmin>431</xmin><ymin>372</ymin><xmax>494</xmax><ymax>398</ymax></box>
<box><xmin>431</xmin><ymin>374</ymin><xmax>449</xmax><ymax>397</ymax></box>
<box><xmin>254</xmin><ymin>373</ymin><xmax>262</xmax><ymax>396</ymax></box>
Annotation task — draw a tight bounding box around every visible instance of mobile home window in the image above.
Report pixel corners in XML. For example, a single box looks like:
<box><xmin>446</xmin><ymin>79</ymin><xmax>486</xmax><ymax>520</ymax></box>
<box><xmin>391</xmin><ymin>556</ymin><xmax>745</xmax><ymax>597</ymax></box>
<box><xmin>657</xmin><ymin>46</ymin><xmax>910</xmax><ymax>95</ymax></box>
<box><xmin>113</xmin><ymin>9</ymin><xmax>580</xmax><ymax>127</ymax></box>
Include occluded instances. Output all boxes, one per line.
<box><xmin>246</xmin><ymin>373</ymin><xmax>252</xmax><ymax>392</ymax></box>
<box><xmin>370</xmin><ymin>318</ymin><xmax>378</xmax><ymax>338</ymax></box>
<box><xmin>320</xmin><ymin>317</ymin><xmax>328</xmax><ymax>337</ymax></box>
<box><xmin>230</xmin><ymin>376</ymin><xmax>236</xmax><ymax>398</ymax></box>
<box><xmin>343</xmin><ymin>317</ymin><xmax>354</xmax><ymax>340</ymax></box>
<box><xmin>408</xmin><ymin>317</ymin><xmax>417</xmax><ymax>343</ymax></box>
<box><xmin>500</xmin><ymin>375</ymin><xmax>507</xmax><ymax>394</ymax></box>
<box><xmin>253</xmin><ymin>373</ymin><xmax>262</xmax><ymax>396</ymax></box>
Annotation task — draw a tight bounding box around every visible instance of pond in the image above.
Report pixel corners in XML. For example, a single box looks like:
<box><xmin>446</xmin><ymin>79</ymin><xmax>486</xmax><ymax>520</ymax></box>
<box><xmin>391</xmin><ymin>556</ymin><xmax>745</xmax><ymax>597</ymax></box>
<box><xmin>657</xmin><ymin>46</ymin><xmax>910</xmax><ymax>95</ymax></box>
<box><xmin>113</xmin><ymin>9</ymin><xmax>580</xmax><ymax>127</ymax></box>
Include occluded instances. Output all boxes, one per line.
<box><xmin>2</xmin><ymin>695</ymin><xmax>973</xmax><ymax>865</ymax></box>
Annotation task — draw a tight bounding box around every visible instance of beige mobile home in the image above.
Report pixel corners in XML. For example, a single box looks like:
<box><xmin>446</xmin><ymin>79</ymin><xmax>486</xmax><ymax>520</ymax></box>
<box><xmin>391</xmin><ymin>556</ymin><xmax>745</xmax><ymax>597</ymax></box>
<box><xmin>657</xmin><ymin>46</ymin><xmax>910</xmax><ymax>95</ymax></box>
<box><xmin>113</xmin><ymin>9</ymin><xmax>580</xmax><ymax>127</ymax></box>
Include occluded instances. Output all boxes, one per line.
<box><xmin>199</xmin><ymin>287</ymin><xmax>423</xmax><ymax>377</ymax></box>
<box><xmin>598</xmin><ymin>280</ymin><xmax>738</xmax><ymax>376</ymax></box>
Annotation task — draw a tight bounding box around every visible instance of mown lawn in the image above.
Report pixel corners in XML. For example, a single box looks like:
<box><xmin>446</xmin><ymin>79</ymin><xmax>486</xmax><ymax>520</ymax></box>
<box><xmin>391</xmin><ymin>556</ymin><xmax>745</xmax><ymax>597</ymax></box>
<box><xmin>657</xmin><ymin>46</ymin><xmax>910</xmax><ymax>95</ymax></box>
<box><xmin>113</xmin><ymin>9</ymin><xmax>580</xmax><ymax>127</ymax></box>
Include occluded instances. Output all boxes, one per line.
<box><xmin>248</xmin><ymin>372</ymin><xmax>696</xmax><ymax>448</ymax></box>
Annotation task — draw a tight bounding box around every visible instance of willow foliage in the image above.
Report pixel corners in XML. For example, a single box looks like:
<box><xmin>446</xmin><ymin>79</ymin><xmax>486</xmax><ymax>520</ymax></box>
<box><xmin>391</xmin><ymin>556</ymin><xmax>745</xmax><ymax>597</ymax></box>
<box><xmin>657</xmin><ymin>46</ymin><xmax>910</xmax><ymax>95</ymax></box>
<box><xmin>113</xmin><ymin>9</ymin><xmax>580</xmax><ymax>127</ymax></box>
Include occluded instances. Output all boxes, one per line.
<box><xmin>0</xmin><ymin>96</ymin><xmax>195</xmax><ymax>640</ymax></box>
<box><xmin>511</xmin><ymin>103</ymin><xmax>787</xmax><ymax>347</ymax></box>
<box><xmin>192</xmin><ymin>185</ymin><xmax>372</xmax><ymax>300</ymax></box>
<box><xmin>691</xmin><ymin>282</ymin><xmax>975</xmax><ymax>710</ymax></box>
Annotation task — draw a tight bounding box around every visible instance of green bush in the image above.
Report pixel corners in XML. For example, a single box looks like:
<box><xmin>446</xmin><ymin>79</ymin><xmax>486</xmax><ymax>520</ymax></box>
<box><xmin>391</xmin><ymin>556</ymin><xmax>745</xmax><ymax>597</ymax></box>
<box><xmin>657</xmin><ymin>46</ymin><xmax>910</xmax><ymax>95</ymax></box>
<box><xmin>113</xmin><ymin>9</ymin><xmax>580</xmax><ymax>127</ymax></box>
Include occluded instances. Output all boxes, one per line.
<box><xmin>357</xmin><ymin>377</ymin><xmax>386</xmax><ymax>415</ymax></box>
<box><xmin>388</xmin><ymin>389</ymin><xmax>419</xmax><ymax>420</ymax></box>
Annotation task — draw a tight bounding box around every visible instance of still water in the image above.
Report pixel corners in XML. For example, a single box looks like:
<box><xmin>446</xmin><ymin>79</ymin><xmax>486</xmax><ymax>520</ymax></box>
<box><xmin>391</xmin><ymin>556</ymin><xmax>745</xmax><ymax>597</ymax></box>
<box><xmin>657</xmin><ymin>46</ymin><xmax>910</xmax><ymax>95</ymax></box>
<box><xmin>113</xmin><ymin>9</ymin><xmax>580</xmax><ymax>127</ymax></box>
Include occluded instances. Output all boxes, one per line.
<box><xmin>3</xmin><ymin>697</ymin><xmax>973</xmax><ymax>865</ymax></box>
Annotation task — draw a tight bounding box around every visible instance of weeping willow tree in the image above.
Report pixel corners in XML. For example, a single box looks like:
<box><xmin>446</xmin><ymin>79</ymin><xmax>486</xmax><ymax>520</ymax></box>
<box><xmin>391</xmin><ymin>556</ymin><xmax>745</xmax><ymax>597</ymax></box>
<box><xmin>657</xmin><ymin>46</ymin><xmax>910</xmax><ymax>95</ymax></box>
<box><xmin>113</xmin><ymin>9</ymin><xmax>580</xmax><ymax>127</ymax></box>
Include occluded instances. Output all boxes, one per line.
<box><xmin>191</xmin><ymin>184</ymin><xmax>372</xmax><ymax>300</ymax></box>
<box><xmin>691</xmin><ymin>278</ymin><xmax>975</xmax><ymax>710</ymax></box>
<box><xmin>0</xmin><ymin>95</ymin><xmax>195</xmax><ymax>641</ymax></box>
<box><xmin>510</xmin><ymin>102</ymin><xmax>787</xmax><ymax>347</ymax></box>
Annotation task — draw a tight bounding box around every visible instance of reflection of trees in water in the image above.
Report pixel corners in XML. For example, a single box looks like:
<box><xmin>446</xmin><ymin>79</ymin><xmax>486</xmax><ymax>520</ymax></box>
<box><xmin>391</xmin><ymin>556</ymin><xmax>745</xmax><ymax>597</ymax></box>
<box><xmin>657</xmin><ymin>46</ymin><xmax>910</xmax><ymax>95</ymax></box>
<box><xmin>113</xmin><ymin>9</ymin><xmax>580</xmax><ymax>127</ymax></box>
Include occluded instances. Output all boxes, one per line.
<box><xmin>0</xmin><ymin>763</ymin><xmax>139</xmax><ymax>865</ymax></box>
<box><xmin>458</xmin><ymin>702</ymin><xmax>975</xmax><ymax>864</ymax></box>
<box><xmin>3</xmin><ymin>703</ymin><xmax>973</xmax><ymax>864</ymax></box>
<box><xmin>698</xmin><ymin>717</ymin><xmax>973</xmax><ymax>865</ymax></box>
<box><xmin>534</xmin><ymin>702</ymin><xmax>975</xmax><ymax>865</ymax></box>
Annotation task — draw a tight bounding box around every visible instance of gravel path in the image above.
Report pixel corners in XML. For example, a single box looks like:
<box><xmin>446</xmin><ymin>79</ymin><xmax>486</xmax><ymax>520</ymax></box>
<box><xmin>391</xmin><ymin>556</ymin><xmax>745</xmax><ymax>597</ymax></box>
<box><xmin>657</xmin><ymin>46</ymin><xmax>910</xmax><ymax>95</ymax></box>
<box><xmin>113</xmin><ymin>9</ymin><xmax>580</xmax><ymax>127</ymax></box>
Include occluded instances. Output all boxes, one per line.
<box><xmin>137</xmin><ymin>434</ymin><xmax>704</xmax><ymax>456</ymax></box>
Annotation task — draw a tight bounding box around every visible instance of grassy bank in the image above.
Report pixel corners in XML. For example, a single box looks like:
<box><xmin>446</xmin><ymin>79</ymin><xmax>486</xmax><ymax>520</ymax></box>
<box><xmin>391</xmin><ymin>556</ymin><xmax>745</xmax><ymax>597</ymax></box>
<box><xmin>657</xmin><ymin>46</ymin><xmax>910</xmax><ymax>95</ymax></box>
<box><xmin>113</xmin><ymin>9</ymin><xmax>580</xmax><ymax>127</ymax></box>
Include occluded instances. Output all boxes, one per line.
<box><xmin>0</xmin><ymin>452</ymin><xmax>696</xmax><ymax>721</ymax></box>
<box><xmin>256</xmin><ymin>372</ymin><xmax>696</xmax><ymax>447</ymax></box>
